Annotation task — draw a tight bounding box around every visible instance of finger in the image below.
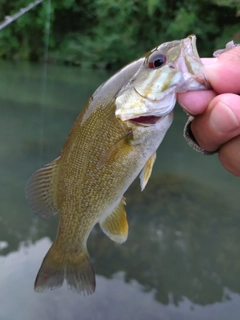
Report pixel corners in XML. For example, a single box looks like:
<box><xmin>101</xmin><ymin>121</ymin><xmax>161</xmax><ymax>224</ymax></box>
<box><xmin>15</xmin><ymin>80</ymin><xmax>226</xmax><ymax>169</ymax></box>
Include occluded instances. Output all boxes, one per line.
<box><xmin>191</xmin><ymin>93</ymin><xmax>240</xmax><ymax>152</ymax></box>
<box><xmin>203</xmin><ymin>47</ymin><xmax>240</xmax><ymax>94</ymax></box>
<box><xmin>219</xmin><ymin>135</ymin><xmax>240</xmax><ymax>176</ymax></box>
<box><xmin>201</xmin><ymin>58</ymin><xmax>217</xmax><ymax>65</ymax></box>
<box><xmin>178</xmin><ymin>90</ymin><xmax>216</xmax><ymax>115</ymax></box>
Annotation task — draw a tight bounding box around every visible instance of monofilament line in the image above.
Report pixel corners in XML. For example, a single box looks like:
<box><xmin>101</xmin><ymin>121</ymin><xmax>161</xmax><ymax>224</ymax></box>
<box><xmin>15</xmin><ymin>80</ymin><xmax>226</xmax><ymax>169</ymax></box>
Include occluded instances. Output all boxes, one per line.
<box><xmin>39</xmin><ymin>0</ymin><xmax>51</xmax><ymax>166</ymax></box>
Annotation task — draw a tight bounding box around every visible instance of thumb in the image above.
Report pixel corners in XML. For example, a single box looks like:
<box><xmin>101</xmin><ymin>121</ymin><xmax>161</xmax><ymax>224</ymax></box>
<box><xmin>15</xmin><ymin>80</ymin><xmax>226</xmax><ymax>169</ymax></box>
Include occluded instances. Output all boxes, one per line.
<box><xmin>203</xmin><ymin>46</ymin><xmax>240</xmax><ymax>94</ymax></box>
<box><xmin>191</xmin><ymin>93</ymin><xmax>240</xmax><ymax>152</ymax></box>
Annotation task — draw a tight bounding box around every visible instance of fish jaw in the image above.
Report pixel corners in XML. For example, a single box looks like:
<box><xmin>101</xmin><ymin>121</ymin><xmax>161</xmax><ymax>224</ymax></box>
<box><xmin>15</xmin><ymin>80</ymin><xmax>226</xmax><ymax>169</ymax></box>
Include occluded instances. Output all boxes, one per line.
<box><xmin>170</xmin><ymin>35</ymin><xmax>207</xmax><ymax>90</ymax></box>
<box><xmin>115</xmin><ymin>35</ymin><xmax>207</xmax><ymax>122</ymax></box>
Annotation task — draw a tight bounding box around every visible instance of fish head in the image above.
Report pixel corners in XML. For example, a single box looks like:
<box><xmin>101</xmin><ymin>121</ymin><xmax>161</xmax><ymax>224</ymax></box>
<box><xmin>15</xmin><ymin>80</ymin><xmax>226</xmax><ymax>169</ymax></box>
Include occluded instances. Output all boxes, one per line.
<box><xmin>115</xmin><ymin>35</ymin><xmax>207</xmax><ymax>122</ymax></box>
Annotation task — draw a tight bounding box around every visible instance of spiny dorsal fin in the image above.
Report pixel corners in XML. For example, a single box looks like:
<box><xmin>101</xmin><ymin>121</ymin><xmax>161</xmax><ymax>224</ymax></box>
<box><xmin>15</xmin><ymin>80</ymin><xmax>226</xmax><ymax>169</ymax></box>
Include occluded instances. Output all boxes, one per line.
<box><xmin>99</xmin><ymin>197</ymin><xmax>128</xmax><ymax>243</ymax></box>
<box><xmin>139</xmin><ymin>152</ymin><xmax>156</xmax><ymax>191</ymax></box>
<box><xmin>25</xmin><ymin>157</ymin><xmax>61</xmax><ymax>219</ymax></box>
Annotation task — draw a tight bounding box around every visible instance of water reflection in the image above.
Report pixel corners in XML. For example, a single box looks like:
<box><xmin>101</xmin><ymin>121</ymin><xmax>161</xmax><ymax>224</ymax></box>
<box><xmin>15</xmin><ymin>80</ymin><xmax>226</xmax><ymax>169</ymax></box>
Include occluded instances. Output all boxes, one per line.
<box><xmin>0</xmin><ymin>61</ymin><xmax>240</xmax><ymax>320</ymax></box>
<box><xmin>1</xmin><ymin>238</ymin><xmax>240</xmax><ymax>320</ymax></box>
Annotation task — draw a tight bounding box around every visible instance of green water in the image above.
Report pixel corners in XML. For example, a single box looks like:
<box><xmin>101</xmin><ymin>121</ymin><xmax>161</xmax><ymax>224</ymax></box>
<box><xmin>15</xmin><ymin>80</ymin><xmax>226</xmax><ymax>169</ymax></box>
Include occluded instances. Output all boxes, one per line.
<box><xmin>0</xmin><ymin>61</ymin><xmax>240</xmax><ymax>320</ymax></box>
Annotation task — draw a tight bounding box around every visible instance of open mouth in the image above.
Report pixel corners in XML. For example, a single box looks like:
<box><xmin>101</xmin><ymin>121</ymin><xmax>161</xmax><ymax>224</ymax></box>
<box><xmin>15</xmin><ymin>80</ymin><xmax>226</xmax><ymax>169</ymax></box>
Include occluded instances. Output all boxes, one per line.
<box><xmin>130</xmin><ymin>115</ymin><xmax>161</xmax><ymax>125</ymax></box>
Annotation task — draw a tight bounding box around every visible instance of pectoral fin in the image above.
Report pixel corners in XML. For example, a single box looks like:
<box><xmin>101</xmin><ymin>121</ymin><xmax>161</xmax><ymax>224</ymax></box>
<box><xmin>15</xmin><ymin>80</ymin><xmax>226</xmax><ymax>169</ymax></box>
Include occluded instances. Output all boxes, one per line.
<box><xmin>25</xmin><ymin>157</ymin><xmax>61</xmax><ymax>219</ymax></box>
<box><xmin>97</xmin><ymin>131</ymin><xmax>132</xmax><ymax>169</ymax></box>
<box><xmin>139</xmin><ymin>152</ymin><xmax>156</xmax><ymax>191</ymax></box>
<box><xmin>99</xmin><ymin>198</ymin><xmax>128</xmax><ymax>243</ymax></box>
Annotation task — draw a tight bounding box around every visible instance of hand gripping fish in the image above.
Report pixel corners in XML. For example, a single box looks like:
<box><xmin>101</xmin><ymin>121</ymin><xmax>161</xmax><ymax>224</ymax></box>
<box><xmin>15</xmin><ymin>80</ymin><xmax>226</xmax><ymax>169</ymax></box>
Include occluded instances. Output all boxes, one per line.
<box><xmin>26</xmin><ymin>35</ymin><xmax>208</xmax><ymax>295</ymax></box>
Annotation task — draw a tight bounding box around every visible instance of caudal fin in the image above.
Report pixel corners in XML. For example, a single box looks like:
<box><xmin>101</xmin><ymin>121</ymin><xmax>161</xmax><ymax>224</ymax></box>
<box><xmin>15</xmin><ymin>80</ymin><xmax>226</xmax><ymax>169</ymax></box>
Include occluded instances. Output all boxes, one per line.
<box><xmin>34</xmin><ymin>243</ymin><xmax>96</xmax><ymax>295</ymax></box>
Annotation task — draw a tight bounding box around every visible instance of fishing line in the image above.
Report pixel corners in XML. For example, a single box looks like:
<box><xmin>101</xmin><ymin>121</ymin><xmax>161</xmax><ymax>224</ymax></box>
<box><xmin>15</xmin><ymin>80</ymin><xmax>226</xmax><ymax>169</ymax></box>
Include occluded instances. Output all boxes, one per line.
<box><xmin>39</xmin><ymin>0</ymin><xmax>51</xmax><ymax>167</ymax></box>
<box><xmin>28</xmin><ymin>0</ymin><xmax>52</xmax><ymax>242</ymax></box>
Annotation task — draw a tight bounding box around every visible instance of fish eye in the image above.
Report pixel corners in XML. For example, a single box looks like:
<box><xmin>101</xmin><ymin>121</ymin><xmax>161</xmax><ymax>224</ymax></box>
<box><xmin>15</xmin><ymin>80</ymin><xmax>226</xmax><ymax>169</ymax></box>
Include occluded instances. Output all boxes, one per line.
<box><xmin>147</xmin><ymin>51</ymin><xmax>166</xmax><ymax>69</ymax></box>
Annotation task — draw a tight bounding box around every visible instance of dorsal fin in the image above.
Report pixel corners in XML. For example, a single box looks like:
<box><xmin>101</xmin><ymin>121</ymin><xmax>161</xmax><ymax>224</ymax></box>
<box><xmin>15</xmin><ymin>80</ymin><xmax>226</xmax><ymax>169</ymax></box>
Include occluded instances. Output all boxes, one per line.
<box><xmin>139</xmin><ymin>152</ymin><xmax>156</xmax><ymax>191</ymax></box>
<box><xmin>99</xmin><ymin>197</ymin><xmax>128</xmax><ymax>243</ymax></box>
<box><xmin>25</xmin><ymin>157</ymin><xmax>61</xmax><ymax>219</ymax></box>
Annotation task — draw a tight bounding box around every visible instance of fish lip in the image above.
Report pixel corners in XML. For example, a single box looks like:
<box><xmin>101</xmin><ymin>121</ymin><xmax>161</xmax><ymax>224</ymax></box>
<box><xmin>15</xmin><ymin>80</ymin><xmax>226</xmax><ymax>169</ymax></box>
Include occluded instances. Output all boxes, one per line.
<box><xmin>170</xmin><ymin>34</ymin><xmax>201</xmax><ymax>73</ymax></box>
<box><xmin>187</xmin><ymin>34</ymin><xmax>199</xmax><ymax>58</ymax></box>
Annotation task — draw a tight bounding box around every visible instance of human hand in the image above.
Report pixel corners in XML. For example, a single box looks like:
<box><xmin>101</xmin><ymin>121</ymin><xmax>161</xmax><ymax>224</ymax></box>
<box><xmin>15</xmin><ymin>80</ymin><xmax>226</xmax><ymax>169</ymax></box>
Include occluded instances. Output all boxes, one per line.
<box><xmin>178</xmin><ymin>46</ymin><xmax>240</xmax><ymax>176</ymax></box>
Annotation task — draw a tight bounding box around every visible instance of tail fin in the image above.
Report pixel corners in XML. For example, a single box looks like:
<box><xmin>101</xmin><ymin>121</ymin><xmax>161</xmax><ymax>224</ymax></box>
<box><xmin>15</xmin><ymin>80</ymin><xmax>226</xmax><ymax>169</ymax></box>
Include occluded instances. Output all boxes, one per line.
<box><xmin>34</xmin><ymin>243</ymin><xmax>96</xmax><ymax>295</ymax></box>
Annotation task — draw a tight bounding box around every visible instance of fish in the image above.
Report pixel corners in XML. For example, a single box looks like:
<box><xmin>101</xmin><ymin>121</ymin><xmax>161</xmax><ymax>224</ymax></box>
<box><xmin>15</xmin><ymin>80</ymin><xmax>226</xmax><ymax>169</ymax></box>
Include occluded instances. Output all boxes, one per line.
<box><xmin>26</xmin><ymin>35</ymin><xmax>207</xmax><ymax>295</ymax></box>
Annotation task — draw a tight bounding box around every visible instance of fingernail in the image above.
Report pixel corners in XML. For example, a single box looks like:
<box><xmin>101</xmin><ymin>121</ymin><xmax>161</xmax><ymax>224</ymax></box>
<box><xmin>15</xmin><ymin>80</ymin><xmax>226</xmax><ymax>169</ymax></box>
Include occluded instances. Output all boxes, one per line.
<box><xmin>209</xmin><ymin>101</ymin><xmax>240</xmax><ymax>133</ymax></box>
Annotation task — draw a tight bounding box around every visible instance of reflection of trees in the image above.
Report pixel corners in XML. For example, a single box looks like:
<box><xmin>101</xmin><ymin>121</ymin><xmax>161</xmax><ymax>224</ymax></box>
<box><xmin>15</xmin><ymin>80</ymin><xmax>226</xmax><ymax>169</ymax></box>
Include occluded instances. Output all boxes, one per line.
<box><xmin>88</xmin><ymin>173</ymin><xmax>240</xmax><ymax>305</ymax></box>
<box><xmin>1</xmin><ymin>172</ymin><xmax>240</xmax><ymax>305</ymax></box>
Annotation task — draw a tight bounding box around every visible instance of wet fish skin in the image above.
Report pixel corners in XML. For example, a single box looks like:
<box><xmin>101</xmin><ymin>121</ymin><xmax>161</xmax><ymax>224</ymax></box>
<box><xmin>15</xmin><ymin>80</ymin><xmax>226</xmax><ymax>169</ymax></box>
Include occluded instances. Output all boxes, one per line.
<box><xmin>26</xmin><ymin>35</ymin><xmax>206</xmax><ymax>295</ymax></box>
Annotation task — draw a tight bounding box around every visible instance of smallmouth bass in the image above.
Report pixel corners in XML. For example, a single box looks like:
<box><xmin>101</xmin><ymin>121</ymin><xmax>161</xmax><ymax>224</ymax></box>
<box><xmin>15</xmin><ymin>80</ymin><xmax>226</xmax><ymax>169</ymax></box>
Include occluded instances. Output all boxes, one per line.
<box><xmin>26</xmin><ymin>35</ymin><xmax>207</xmax><ymax>295</ymax></box>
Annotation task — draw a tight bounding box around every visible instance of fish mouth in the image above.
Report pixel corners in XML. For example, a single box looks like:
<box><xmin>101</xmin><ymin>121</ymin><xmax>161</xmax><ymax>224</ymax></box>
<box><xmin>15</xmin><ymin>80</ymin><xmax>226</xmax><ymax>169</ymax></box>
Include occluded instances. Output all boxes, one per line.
<box><xmin>130</xmin><ymin>115</ymin><xmax>161</xmax><ymax>125</ymax></box>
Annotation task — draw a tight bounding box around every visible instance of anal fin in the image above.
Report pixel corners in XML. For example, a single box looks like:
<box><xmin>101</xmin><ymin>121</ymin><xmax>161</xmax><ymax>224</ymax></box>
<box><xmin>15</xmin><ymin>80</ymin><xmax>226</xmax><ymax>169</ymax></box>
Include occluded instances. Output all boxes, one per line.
<box><xmin>139</xmin><ymin>152</ymin><xmax>156</xmax><ymax>191</ymax></box>
<box><xmin>99</xmin><ymin>197</ymin><xmax>128</xmax><ymax>243</ymax></box>
<box><xmin>25</xmin><ymin>157</ymin><xmax>61</xmax><ymax>219</ymax></box>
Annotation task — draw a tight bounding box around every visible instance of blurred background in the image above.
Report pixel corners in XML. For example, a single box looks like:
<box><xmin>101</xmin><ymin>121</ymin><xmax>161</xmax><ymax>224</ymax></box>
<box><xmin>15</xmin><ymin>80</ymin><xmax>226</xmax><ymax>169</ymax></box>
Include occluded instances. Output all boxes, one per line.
<box><xmin>0</xmin><ymin>0</ymin><xmax>240</xmax><ymax>68</ymax></box>
<box><xmin>0</xmin><ymin>1</ymin><xmax>240</xmax><ymax>320</ymax></box>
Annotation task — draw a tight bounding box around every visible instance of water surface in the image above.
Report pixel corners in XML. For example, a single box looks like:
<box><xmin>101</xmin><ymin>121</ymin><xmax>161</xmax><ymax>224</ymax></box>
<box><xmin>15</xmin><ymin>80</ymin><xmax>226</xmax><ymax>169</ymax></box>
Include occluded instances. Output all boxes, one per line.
<box><xmin>0</xmin><ymin>61</ymin><xmax>239</xmax><ymax>320</ymax></box>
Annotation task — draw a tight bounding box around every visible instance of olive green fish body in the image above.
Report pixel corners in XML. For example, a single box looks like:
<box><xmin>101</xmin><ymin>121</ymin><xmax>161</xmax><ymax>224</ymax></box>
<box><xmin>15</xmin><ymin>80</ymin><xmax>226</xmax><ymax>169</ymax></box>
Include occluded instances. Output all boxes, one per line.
<box><xmin>26</xmin><ymin>35</ymin><xmax>207</xmax><ymax>295</ymax></box>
